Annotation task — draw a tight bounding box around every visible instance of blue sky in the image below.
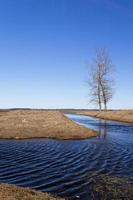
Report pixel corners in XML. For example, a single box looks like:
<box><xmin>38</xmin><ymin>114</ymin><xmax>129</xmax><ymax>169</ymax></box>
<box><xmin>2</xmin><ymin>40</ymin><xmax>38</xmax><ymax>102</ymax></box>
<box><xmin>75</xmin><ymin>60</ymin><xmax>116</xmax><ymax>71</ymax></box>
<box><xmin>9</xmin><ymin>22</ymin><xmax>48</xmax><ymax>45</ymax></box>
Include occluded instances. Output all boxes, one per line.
<box><xmin>0</xmin><ymin>0</ymin><xmax>132</xmax><ymax>109</ymax></box>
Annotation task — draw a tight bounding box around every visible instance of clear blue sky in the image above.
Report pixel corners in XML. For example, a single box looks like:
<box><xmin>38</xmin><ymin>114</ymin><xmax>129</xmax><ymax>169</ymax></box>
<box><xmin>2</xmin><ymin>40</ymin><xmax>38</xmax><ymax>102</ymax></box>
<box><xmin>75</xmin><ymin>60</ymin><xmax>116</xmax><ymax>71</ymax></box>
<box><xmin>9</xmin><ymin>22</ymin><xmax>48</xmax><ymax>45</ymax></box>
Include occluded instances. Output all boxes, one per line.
<box><xmin>0</xmin><ymin>0</ymin><xmax>132</xmax><ymax>109</ymax></box>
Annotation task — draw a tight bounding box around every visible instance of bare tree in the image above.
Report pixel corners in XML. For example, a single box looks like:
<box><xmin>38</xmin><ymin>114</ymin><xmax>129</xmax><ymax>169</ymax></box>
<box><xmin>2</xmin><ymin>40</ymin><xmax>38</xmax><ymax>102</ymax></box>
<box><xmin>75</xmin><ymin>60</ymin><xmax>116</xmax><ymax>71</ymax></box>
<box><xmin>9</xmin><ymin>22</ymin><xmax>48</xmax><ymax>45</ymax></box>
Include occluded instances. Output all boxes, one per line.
<box><xmin>88</xmin><ymin>64</ymin><xmax>102</xmax><ymax>111</ymax></box>
<box><xmin>88</xmin><ymin>48</ymin><xmax>114</xmax><ymax>111</ymax></box>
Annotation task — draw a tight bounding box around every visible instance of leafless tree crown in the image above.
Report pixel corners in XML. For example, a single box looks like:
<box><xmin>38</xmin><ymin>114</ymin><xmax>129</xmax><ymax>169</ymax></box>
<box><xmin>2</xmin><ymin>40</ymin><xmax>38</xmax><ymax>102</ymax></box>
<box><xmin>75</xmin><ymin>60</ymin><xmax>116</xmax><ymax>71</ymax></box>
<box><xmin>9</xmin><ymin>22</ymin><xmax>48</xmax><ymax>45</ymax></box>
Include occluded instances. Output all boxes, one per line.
<box><xmin>88</xmin><ymin>48</ymin><xmax>114</xmax><ymax>111</ymax></box>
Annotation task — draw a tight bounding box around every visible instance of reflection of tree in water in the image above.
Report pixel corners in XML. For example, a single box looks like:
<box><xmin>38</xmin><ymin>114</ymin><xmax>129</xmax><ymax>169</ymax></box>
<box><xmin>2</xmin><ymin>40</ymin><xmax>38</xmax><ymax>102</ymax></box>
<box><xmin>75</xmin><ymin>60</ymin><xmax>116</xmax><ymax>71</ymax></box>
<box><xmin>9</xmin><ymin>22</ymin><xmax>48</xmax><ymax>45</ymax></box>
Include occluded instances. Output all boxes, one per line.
<box><xmin>98</xmin><ymin>119</ymin><xmax>107</xmax><ymax>139</ymax></box>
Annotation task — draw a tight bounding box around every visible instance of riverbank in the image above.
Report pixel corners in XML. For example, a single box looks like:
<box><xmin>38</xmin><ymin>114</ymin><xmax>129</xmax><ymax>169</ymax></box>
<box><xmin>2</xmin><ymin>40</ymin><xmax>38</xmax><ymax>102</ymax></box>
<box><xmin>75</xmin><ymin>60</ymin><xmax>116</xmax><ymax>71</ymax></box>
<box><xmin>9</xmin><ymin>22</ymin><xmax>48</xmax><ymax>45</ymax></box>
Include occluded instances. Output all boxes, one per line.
<box><xmin>0</xmin><ymin>183</ymin><xmax>63</xmax><ymax>200</ymax></box>
<box><xmin>76</xmin><ymin>110</ymin><xmax>133</xmax><ymax>123</ymax></box>
<box><xmin>90</xmin><ymin>175</ymin><xmax>133</xmax><ymax>199</ymax></box>
<box><xmin>0</xmin><ymin>110</ymin><xmax>97</xmax><ymax>139</ymax></box>
<box><xmin>0</xmin><ymin>175</ymin><xmax>133</xmax><ymax>200</ymax></box>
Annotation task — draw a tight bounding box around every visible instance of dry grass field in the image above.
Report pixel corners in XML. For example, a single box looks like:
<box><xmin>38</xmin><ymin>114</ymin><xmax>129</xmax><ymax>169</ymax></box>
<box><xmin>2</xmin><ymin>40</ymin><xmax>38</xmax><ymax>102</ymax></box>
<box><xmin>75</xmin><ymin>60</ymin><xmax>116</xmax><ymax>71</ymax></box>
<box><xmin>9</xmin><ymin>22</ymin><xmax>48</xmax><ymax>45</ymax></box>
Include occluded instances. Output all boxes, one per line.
<box><xmin>76</xmin><ymin>110</ymin><xmax>133</xmax><ymax>123</ymax></box>
<box><xmin>0</xmin><ymin>183</ymin><xmax>64</xmax><ymax>200</ymax></box>
<box><xmin>0</xmin><ymin>110</ymin><xmax>97</xmax><ymax>139</ymax></box>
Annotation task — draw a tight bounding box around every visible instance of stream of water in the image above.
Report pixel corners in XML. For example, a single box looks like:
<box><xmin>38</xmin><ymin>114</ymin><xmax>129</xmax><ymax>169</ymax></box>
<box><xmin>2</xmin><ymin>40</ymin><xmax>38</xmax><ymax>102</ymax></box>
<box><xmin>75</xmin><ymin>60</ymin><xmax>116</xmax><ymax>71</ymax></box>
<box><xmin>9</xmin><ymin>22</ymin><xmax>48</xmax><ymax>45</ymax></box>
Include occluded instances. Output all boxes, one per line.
<box><xmin>0</xmin><ymin>114</ymin><xmax>133</xmax><ymax>199</ymax></box>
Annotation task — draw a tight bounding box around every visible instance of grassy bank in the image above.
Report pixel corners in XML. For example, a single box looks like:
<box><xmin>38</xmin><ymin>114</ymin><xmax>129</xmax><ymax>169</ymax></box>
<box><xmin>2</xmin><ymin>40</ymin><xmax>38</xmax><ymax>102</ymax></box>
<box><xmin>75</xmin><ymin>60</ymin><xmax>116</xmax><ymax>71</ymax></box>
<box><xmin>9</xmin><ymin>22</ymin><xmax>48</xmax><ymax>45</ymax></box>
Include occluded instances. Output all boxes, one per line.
<box><xmin>90</xmin><ymin>175</ymin><xmax>133</xmax><ymax>199</ymax></box>
<box><xmin>0</xmin><ymin>183</ymin><xmax>63</xmax><ymax>200</ymax></box>
<box><xmin>0</xmin><ymin>110</ymin><xmax>97</xmax><ymax>139</ymax></box>
<box><xmin>1</xmin><ymin>175</ymin><xmax>133</xmax><ymax>200</ymax></box>
<box><xmin>76</xmin><ymin>110</ymin><xmax>133</xmax><ymax>123</ymax></box>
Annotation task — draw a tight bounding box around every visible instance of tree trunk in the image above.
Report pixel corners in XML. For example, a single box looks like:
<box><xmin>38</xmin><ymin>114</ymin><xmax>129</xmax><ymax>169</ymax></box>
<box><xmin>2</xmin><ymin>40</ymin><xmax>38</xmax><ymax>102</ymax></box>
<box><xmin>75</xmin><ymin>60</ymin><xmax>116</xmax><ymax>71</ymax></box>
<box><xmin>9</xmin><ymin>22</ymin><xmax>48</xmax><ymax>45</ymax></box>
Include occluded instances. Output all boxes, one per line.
<box><xmin>98</xmin><ymin>85</ymin><xmax>102</xmax><ymax>111</ymax></box>
<box><xmin>99</xmin><ymin>101</ymin><xmax>102</xmax><ymax>111</ymax></box>
<box><xmin>100</xmin><ymin>83</ymin><xmax>107</xmax><ymax>111</ymax></box>
<box><xmin>104</xmin><ymin>100</ymin><xmax>107</xmax><ymax>111</ymax></box>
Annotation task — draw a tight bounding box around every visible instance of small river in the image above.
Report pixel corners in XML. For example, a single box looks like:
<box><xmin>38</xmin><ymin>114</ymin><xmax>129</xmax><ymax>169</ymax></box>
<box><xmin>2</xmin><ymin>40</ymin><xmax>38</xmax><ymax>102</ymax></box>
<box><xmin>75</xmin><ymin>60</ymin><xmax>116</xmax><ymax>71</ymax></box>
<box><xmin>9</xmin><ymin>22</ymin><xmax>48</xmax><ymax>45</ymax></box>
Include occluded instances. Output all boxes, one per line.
<box><xmin>0</xmin><ymin>114</ymin><xmax>133</xmax><ymax>199</ymax></box>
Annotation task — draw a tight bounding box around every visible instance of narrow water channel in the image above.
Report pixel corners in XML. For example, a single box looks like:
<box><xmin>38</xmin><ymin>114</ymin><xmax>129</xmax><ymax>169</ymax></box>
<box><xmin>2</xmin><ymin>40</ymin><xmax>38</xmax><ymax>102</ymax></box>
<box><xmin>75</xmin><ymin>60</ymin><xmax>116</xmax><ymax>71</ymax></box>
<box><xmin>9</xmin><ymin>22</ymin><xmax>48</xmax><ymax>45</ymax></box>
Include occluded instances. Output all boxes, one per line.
<box><xmin>0</xmin><ymin>114</ymin><xmax>133</xmax><ymax>200</ymax></box>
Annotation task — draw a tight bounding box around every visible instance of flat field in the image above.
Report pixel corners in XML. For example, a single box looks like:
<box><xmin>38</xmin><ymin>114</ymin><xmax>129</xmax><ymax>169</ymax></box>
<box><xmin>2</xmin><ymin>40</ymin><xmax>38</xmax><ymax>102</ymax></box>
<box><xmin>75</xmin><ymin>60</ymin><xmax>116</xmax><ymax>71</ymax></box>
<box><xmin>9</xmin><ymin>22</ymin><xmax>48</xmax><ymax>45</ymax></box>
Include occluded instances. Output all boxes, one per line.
<box><xmin>0</xmin><ymin>110</ymin><xmax>97</xmax><ymax>139</ymax></box>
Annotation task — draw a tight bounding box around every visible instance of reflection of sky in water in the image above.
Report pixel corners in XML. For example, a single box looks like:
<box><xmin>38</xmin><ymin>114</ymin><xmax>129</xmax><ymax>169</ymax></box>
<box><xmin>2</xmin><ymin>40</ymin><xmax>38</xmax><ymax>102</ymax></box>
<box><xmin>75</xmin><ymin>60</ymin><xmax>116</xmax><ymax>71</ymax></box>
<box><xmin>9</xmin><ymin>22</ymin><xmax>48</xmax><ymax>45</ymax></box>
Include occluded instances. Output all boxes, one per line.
<box><xmin>66</xmin><ymin>114</ymin><xmax>133</xmax><ymax>142</ymax></box>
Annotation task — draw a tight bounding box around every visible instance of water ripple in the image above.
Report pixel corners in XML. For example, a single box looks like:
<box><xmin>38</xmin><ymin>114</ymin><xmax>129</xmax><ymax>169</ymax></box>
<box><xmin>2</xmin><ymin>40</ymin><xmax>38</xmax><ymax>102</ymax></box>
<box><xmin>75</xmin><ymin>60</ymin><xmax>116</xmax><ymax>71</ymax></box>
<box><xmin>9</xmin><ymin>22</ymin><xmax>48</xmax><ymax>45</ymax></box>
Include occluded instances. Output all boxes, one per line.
<box><xmin>0</xmin><ymin>114</ymin><xmax>133</xmax><ymax>199</ymax></box>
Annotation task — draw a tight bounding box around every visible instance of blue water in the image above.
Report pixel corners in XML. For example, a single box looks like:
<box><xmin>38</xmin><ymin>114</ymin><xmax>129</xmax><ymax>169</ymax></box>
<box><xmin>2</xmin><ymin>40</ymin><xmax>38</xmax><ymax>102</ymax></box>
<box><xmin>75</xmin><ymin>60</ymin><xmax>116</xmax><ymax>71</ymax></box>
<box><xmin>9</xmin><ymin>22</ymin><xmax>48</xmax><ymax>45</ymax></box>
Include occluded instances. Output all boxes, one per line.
<box><xmin>0</xmin><ymin>114</ymin><xmax>133</xmax><ymax>200</ymax></box>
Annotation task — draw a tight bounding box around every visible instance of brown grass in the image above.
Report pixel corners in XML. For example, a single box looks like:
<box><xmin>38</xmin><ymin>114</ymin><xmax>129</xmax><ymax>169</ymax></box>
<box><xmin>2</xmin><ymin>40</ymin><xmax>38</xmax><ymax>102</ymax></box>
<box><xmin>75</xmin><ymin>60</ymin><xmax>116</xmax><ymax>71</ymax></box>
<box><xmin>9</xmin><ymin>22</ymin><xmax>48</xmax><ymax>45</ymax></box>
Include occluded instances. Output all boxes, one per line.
<box><xmin>0</xmin><ymin>183</ymin><xmax>64</xmax><ymax>200</ymax></box>
<box><xmin>90</xmin><ymin>175</ymin><xmax>133</xmax><ymax>199</ymax></box>
<box><xmin>76</xmin><ymin>110</ymin><xmax>133</xmax><ymax>123</ymax></box>
<box><xmin>0</xmin><ymin>110</ymin><xmax>97</xmax><ymax>139</ymax></box>
<box><xmin>1</xmin><ymin>176</ymin><xmax>133</xmax><ymax>200</ymax></box>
